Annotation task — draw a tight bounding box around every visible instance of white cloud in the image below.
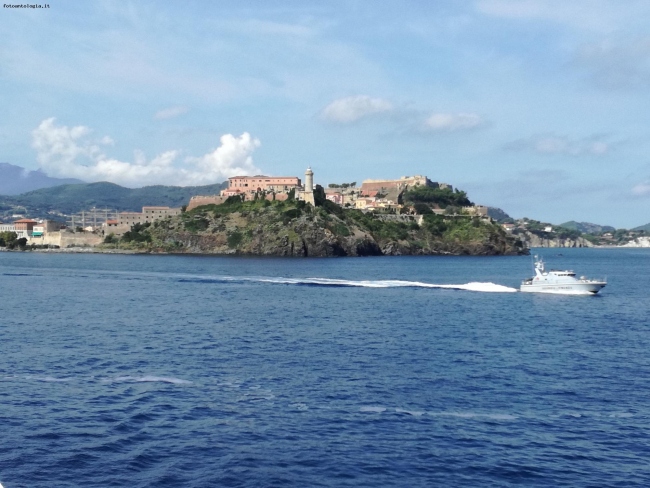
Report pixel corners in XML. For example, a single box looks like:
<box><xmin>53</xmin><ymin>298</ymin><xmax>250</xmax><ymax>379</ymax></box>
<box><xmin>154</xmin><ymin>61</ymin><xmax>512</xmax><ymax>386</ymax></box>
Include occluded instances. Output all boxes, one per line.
<box><xmin>154</xmin><ymin>106</ymin><xmax>189</xmax><ymax>120</ymax></box>
<box><xmin>186</xmin><ymin>133</ymin><xmax>262</xmax><ymax>181</ymax></box>
<box><xmin>321</xmin><ymin>97</ymin><xmax>485</xmax><ymax>135</ymax></box>
<box><xmin>321</xmin><ymin>95</ymin><xmax>394</xmax><ymax>123</ymax></box>
<box><xmin>423</xmin><ymin>113</ymin><xmax>483</xmax><ymax>132</ymax></box>
<box><xmin>632</xmin><ymin>182</ymin><xmax>650</xmax><ymax>196</ymax></box>
<box><xmin>31</xmin><ymin>118</ymin><xmax>261</xmax><ymax>187</ymax></box>
<box><xmin>506</xmin><ymin>134</ymin><xmax>610</xmax><ymax>156</ymax></box>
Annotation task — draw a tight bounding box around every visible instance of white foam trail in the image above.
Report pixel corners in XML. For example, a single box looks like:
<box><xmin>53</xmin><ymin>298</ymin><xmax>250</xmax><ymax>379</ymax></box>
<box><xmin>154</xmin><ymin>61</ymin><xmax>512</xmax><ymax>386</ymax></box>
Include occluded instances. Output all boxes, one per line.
<box><xmin>428</xmin><ymin>412</ymin><xmax>518</xmax><ymax>420</ymax></box>
<box><xmin>35</xmin><ymin>376</ymin><xmax>72</xmax><ymax>382</ymax></box>
<box><xmin>107</xmin><ymin>376</ymin><xmax>192</xmax><ymax>385</ymax></box>
<box><xmin>360</xmin><ymin>406</ymin><xmax>387</xmax><ymax>413</ymax></box>
<box><xmin>211</xmin><ymin>276</ymin><xmax>518</xmax><ymax>293</ymax></box>
<box><xmin>395</xmin><ymin>408</ymin><xmax>426</xmax><ymax>417</ymax></box>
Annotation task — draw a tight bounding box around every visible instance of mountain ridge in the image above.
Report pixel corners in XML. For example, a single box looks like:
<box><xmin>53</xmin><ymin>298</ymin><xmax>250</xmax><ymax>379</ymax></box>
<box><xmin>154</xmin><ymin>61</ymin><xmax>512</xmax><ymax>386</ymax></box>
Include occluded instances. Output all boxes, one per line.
<box><xmin>559</xmin><ymin>221</ymin><xmax>616</xmax><ymax>234</ymax></box>
<box><xmin>0</xmin><ymin>162</ymin><xmax>84</xmax><ymax>195</ymax></box>
<box><xmin>0</xmin><ymin>181</ymin><xmax>228</xmax><ymax>219</ymax></box>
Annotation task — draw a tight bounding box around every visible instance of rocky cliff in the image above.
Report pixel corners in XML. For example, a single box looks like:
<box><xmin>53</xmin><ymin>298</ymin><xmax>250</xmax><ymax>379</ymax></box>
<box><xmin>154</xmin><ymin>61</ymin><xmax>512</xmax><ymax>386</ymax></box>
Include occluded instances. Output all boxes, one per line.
<box><xmin>620</xmin><ymin>236</ymin><xmax>650</xmax><ymax>248</ymax></box>
<box><xmin>140</xmin><ymin>199</ymin><xmax>526</xmax><ymax>257</ymax></box>
<box><xmin>518</xmin><ymin>230</ymin><xmax>594</xmax><ymax>248</ymax></box>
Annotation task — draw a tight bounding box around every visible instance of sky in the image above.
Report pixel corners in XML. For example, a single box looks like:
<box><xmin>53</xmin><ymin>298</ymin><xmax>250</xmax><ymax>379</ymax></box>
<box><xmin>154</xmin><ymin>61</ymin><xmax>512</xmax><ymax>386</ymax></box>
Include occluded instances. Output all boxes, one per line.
<box><xmin>1</xmin><ymin>0</ymin><xmax>649</xmax><ymax>227</ymax></box>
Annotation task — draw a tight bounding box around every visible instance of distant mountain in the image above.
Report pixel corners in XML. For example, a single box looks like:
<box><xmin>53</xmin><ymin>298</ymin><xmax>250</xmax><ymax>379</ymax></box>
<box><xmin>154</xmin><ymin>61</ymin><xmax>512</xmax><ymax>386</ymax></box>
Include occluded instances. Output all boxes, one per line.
<box><xmin>0</xmin><ymin>181</ymin><xmax>229</xmax><ymax>219</ymax></box>
<box><xmin>0</xmin><ymin>162</ymin><xmax>84</xmax><ymax>195</ymax></box>
<box><xmin>487</xmin><ymin>207</ymin><xmax>511</xmax><ymax>222</ymax></box>
<box><xmin>632</xmin><ymin>223</ymin><xmax>650</xmax><ymax>232</ymax></box>
<box><xmin>559</xmin><ymin>221</ymin><xmax>616</xmax><ymax>234</ymax></box>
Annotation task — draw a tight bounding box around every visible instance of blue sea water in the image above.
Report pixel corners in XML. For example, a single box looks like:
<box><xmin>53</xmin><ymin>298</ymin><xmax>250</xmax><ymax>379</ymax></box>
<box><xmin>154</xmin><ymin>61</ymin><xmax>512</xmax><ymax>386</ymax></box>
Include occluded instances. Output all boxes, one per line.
<box><xmin>1</xmin><ymin>248</ymin><xmax>649</xmax><ymax>487</ymax></box>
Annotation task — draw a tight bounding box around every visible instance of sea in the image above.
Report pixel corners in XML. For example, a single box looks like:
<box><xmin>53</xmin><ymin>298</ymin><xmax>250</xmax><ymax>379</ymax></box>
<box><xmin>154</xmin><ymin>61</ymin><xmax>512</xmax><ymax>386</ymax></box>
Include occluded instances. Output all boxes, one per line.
<box><xmin>1</xmin><ymin>248</ymin><xmax>649</xmax><ymax>487</ymax></box>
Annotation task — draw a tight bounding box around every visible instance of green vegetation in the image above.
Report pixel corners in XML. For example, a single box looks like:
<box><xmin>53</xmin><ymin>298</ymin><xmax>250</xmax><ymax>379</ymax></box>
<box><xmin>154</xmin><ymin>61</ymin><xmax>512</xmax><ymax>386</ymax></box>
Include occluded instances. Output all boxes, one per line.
<box><xmin>412</xmin><ymin>203</ymin><xmax>433</xmax><ymax>215</ymax></box>
<box><xmin>328</xmin><ymin>182</ymin><xmax>357</xmax><ymax>188</ymax></box>
<box><xmin>421</xmin><ymin>214</ymin><xmax>499</xmax><ymax>240</ymax></box>
<box><xmin>105</xmin><ymin>186</ymin><xmax>522</xmax><ymax>255</ymax></box>
<box><xmin>227</xmin><ymin>231</ymin><xmax>243</xmax><ymax>248</ymax></box>
<box><xmin>632</xmin><ymin>222</ymin><xmax>650</xmax><ymax>232</ymax></box>
<box><xmin>403</xmin><ymin>186</ymin><xmax>472</xmax><ymax>208</ymax></box>
<box><xmin>560</xmin><ymin>221</ymin><xmax>616</xmax><ymax>234</ymax></box>
<box><xmin>121</xmin><ymin>222</ymin><xmax>152</xmax><ymax>243</ymax></box>
<box><xmin>0</xmin><ymin>231</ymin><xmax>18</xmax><ymax>248</ymax></box>
<box><xmin>0</xmin><ymin>231</ymin><xmax>27</xmax><ymax>250</ymax></box>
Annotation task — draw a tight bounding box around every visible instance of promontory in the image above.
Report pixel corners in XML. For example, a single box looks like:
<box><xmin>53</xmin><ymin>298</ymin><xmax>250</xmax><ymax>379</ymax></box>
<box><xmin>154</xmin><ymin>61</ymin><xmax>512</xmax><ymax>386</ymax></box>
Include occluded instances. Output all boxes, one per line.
<box><xmin>110</xmin><ymin>191</ymin><xmax>527</xmax><ymax>257</ymax></box>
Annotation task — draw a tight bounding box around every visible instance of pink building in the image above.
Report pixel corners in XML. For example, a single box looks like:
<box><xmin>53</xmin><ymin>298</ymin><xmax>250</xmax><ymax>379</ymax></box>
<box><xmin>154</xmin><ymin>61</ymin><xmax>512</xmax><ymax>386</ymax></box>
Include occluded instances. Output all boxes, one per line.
<box><xmin>222</xmin><ymin>175</ymin><xmax>302</xmax><ymax>199</ymax></box>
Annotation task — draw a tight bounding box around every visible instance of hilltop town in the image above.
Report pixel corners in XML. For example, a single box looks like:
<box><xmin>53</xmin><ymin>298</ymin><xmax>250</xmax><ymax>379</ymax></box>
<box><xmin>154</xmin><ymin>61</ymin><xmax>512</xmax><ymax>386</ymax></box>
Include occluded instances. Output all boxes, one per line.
<box><xmin>0</xmin><ymin>167</ymin><xmax>647</xmax><ymax>252</ymax></box>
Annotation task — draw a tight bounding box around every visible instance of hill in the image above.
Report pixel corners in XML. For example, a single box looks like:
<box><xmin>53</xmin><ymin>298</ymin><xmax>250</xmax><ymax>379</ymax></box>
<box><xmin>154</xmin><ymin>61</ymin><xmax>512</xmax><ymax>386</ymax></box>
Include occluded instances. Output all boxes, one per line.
<box><xmin>0</xmin><ymin>162</ymin><xmax>84</xmax><ymax>195</ymax></box>
<box><xmin>109</xmin><ymin>194</ymin><xmax>527</xmax><ymax>257</ymax></box>
<box><xmin>559</xmin><ymin>221</ymin><xmax>616</xmax><ymax>234</ymax></box>
<box><xmin>0</xmin><ymin>181</ymin><xmax>228</xmax><ymax>219</ymax></box>
<box><xmin>487</xmin><ymin>207</ymin><xmax>511</xmax><ymax>222</ymax></box>
<box><xmin>632</xmin><ymin>223</ymin><xmax>650</xmax><ymax>232</ymax></box>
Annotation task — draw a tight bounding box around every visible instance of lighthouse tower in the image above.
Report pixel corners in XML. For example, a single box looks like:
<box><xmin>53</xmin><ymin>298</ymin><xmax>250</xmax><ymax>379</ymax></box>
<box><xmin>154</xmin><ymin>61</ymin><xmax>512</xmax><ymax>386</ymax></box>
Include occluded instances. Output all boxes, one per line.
<box><xmin>298</xmin><ymin>166</ymin><xmax>315</xmax><ymax>205</ymax></box>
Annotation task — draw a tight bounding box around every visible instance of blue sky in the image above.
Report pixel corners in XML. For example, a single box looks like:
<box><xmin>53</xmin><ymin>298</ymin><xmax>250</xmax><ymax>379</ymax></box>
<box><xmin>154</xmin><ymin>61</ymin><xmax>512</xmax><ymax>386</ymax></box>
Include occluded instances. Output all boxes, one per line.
<box><xmin>1</xmin><ymin>0</ymin><xmax>649</xmax><ymax>227</ymax></box>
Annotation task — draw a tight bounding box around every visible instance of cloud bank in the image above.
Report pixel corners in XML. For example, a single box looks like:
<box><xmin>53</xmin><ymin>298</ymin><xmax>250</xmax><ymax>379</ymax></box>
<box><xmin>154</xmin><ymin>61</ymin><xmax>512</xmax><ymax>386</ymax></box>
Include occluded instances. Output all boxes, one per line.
<box><xmin>32</xmin><ymin>118</ymin><xmax>261</xmax><ymax>187</ymax></box>
<box><xmin>321</xmin><ymin>95</ymin><xmax>484</xmax><ymax>134</ymax></box>
<box><xmin>424</xmin><ymin>113</ymin><xmax>484</xmax><ymax>132</ymax></box>
<box><xmin>320</xmin><ymin>96</ymin><xmax>393</xmax><ymax>123</ymax></box>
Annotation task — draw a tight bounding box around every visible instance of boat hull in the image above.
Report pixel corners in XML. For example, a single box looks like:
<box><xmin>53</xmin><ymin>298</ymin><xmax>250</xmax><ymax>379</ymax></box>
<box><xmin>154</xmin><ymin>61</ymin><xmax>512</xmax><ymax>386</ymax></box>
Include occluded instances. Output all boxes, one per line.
<box><xmin>520</xmin><ymin>282</ymin><xmax>606</xmax><ymax>295</ymax></box>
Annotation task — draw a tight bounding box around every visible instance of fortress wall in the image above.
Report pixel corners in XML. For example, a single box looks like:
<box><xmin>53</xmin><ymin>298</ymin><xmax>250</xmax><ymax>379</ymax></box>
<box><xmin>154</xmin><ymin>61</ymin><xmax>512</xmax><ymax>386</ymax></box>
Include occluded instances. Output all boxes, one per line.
<box><xmin>187</xmin><ymin>195</ymin><xmax>227</xmax><ymax>211</ymax></box>
<box><xmin>60</xmin><ymin>232</ymin><xmax>103</xmax><ymax>247</ymax></box>
<box><xmin>27</xmin><ymin>231</ymin><xmax>102</xmax><ymax>247</ymax></box>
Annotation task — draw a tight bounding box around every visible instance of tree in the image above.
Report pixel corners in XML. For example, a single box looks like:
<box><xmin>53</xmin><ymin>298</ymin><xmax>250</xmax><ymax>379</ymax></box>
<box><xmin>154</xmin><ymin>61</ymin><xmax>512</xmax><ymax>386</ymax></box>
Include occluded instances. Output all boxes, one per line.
<box><xmin>403</xmin><ymin>186</ymin><xmax>472</xmax><ymax>207</ymax></box>
<box><xmin>313</xmin><ymin>184</ymin><xmax>327</xmax><ymax>206</ymax></box>
<box><xmin>0</xmin><ymin>231</ymin><xmax>18</xmax><ymax>248</ymax></box>
<box><xmin>413</xmin><ymin>203</ymin><xmax>433</xmax><ymax>215</ymax></box>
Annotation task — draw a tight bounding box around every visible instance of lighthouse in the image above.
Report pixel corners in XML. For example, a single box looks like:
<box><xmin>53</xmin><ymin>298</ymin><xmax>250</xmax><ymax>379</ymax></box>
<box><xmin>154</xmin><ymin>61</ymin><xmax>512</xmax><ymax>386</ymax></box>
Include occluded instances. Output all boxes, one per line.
<box><xmin>298</xmin><ymin>166</ymin><xmax>315</xmax><ymax>205</ymax></box>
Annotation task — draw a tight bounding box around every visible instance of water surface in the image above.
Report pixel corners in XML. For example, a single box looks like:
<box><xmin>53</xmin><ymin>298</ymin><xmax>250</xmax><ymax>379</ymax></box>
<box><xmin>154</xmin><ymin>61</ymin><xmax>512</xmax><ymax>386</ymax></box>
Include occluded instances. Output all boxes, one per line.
<box><xmin>1</xmin><ymin>249</ymin><xmax>649</xmax><ymax>487</ymax></box>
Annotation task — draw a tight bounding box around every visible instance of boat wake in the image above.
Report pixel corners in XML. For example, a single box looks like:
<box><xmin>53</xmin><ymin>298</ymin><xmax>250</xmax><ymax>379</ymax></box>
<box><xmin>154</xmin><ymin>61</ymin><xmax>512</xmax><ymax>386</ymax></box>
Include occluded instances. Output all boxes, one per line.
<box><xmin>179</xmin><ymin>276</ymin><xmax>518</xmax><ymax>293</ymax></box>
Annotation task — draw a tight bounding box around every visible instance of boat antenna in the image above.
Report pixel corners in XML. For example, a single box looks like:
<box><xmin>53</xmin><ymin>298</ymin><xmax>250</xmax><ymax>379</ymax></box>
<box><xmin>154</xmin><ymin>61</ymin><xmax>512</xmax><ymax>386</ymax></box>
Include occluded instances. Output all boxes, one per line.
<box><xmin>531</xmin><ymin>253</ymin><xmax>535</xmax><ymax>275</ymax></box>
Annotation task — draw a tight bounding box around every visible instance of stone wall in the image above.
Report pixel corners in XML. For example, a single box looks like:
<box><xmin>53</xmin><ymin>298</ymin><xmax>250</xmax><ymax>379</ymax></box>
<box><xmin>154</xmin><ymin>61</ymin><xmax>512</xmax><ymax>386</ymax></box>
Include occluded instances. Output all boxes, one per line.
<box><xmin>374</xmin><ymin>214</ymin><xmax>424</xmax><ymax>225</ymax></box>
<box><xmin>28</xmin><ymin>231</ymin><xmax>103</xmax><ymax>248</ymax></box>
<box><xmin>187</xmin><ymin>195</ymin><xmax>228</xmax><ymax>211</ymax></box>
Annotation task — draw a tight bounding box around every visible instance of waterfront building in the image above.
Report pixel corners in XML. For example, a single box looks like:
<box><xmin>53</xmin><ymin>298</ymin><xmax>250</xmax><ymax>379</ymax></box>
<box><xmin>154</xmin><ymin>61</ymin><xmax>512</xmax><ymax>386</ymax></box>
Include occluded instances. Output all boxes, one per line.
<box><xmin>116</xmin><ymin>206</ymin><xmax>181</xmax><ymax>227</ymax></box>
<box><xmin>13</xmin><ymin>219</ymin><xmax>38</xmax><ymax>238</ymax></box>
<box><xmin>142</xmin><ymin>206</ymin><xmax>181</xmax><ymax>221</ymax></box>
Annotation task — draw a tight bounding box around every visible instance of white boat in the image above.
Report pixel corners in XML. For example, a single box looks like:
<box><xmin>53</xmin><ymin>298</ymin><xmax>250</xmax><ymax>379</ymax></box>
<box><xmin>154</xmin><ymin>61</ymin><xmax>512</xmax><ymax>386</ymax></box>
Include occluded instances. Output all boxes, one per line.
<box><xmin>520</xmin><ymin>255</ymin><xmax>606</xmax><ymax>294</ymax></box>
